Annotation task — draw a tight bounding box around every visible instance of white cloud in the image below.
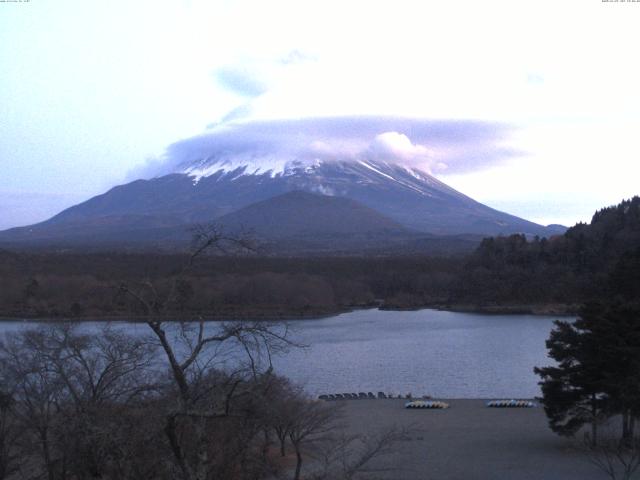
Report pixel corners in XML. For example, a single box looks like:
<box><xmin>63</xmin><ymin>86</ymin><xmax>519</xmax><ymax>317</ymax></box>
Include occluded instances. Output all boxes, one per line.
<box><xmin>136</xmin><ymin>117</ymin><xmax>516</xmax><ymax>180</ymax></box>
<box><xmin>368</xmin><ymin>132</ymin><xmax>439</xmax><ymax>172</ymax></box>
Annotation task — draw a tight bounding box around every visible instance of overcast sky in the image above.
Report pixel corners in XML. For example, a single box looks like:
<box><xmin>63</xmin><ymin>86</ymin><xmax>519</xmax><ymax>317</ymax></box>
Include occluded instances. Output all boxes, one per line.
<box><xmin>1</xmin><ymin>0</ymin><xmax>640</xmax><ymax>230</ymax></box>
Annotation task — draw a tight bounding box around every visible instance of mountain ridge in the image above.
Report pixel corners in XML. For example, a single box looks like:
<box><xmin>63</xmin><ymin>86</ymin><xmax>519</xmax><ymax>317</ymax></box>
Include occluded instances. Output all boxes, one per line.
<box><xmin>0</xmin><ymin>157</ymin><xmax>565</xmax><ymax>252</ymax></box>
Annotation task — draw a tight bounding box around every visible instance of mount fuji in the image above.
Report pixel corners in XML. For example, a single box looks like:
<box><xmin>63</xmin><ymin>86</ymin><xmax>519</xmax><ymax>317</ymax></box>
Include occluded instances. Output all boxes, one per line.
<box><xmin>0</xmin><ymin>156</ymin><xmax>565</xmax><ymax>253</ymax></box>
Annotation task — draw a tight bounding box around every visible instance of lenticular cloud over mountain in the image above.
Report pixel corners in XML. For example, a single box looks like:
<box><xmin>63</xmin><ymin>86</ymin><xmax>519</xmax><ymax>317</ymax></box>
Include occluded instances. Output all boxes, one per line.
<box><xmin>1</xmin><ymin>114</ymin><xmax>563</xmax><ymax>250</ymax></box>
<box><xmin>132</xmin><ymin>116</ymin><xmax>520</xmax><ymax>181</ymax></box>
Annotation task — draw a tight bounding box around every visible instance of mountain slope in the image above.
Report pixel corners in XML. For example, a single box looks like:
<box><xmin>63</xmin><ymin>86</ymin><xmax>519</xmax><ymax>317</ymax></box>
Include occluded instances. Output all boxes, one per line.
<box><xmin>217</xmin><ymin>190</ymin><xmax>407</xmax><ymax>237</ymax></box>
<box><xmin>0</xmin><ymin>214</ymin><xmax>192</xmax><ymax>248</ymax></box>
<box><xmin>0</xmin><ymin>158</ymin><xmax>564</xmax><ymax>250</ymax></box>
<box><xmin>216</xmin><ymin>190</ymin><xmax>432</xmax><ymax>254</ymax></box>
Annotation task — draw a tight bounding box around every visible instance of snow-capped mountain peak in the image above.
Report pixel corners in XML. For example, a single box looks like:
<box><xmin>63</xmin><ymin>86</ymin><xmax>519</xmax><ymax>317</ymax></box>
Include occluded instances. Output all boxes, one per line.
<box><xmin>178</xmin><ymin>153</ymin><xmax>474</xmax><ymax>211</ymax></box>
<box><xmin>0</xmin><ymin>151</ymin><xmax>564</xmax><ymax>248</ymax></box>
<box><xmin>182</xmin><ymin>154</ymin><xmax>338</xmax><ymax>183</ymax></box>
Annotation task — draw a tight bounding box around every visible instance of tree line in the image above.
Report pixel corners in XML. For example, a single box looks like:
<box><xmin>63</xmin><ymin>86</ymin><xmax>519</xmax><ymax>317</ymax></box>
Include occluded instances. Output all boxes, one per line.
<box><xmin>455</xmin><ymin>196</ymin><xmax>640</xmax><ymax>308</ymax></box>
<box><xmin>0</xmin><ymin>251</ymin><xmax>461</xmax><ymax>320</ymax></box>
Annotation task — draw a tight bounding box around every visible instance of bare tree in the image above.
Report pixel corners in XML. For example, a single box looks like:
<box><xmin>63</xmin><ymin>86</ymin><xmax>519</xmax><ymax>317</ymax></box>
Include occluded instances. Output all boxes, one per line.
<box><xmin>310</xmin><ymin>427</ymin><xmax>412</xmax><ymax>480</ymax></box>
<box><xmin>582</xmin><ymin>425</ymin><xmax>640</xmax><ymax>480</ymax></box>
<box><xmin>48</xmin><ymin>325</ymin><xmax>157</xmax><ymax>479</ymax></box>
<box><xmin>2</xmin><ymin>334</ymin><xmax>67</xmax><ymax>480</ymax></box>
<box><xmin>263</xmin><ymin>378</ymin><xmax>410</xmax><ymax>480</ymax></box>
<box><xmin>0</xmin><ymin>324</ymin><xmax>159</xmax><ymax>480</ymax></box>
<box><xmin>117</xmin><ymin>224</ymin><xmax>298</xmax><ymax>480</ymax></box>
<box><xmin>262</xmin><ymin>375</ymin><xmax>302</xmax><ymax>458</ymax></box>
<box><xmin>25</xmin><ymin>324</ymin><xmax>156</xmax><ymax>409</ymax></box>
<box><xmin>0</xmin><ymin>389</ymin><xmax>21</xmax><ymax>480</ymax></box>
<box><xmin>287</xmin><ymin>398</ymin><xmax>341</xmax><ymax>480</ymax></box>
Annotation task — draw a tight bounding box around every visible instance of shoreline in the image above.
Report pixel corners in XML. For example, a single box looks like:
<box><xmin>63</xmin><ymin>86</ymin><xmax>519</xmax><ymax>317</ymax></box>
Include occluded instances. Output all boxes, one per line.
<box><xmin>0</xmin><ymin>308</ymin><xmax>350</xmax><ymax>323</ymax></box>
<box><xmin>431</xmin><ymin>303</ymin><xmax>578</xmax><ymax>316</ymax></box>
<box><xmin>0</xmin><ymin>302</ymin><xmax>577</xmax><ymax>323</ymax></box>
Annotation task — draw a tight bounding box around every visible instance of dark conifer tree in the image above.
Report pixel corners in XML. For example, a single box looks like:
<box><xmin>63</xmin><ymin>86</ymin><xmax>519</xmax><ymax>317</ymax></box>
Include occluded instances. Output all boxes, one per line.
<box><xmin>534</xmin><ymin>308</ymin><xmax>609</xmax><ymax>445</ymax></box>
<box><xmin>536</xmin><ymin>301</ymin><xmax>640</xmax><ymax>445</ymax></box>
<box><xmin>608</xmin><ymin>247</ymin><xmax>640</xmax><ymax>303</ymax></box>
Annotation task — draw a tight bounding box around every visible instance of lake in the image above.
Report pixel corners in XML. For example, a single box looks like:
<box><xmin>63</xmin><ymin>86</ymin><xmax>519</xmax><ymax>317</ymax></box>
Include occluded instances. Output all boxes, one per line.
<box><xmin>0</xmin><ymin>308</ymin><xmax>563</xmax><ymax>398</ymax></box>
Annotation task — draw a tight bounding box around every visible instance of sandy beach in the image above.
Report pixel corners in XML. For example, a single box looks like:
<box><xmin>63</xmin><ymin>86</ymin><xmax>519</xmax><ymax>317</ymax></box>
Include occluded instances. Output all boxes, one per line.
<box><xmin>337</xmin><ymin>399</ymin><xmax>604</xmax><ymax>480</ymax></box>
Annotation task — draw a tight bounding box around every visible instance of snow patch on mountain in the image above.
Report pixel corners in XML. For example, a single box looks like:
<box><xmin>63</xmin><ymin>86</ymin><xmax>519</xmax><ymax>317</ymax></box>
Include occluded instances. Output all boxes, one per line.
<box><xmin>182</xmin><ymin>157</ymin><xmax>332</xmax><ymax>185</ymax></box>
<box><xmin>183</xmin><ymin>155</ymin><xmax>295</xmax><ymax>183</ymax></box>
<box><xmin>171</xmin><ymin>124</ymin><xmax>446</xmax><ymax>185</ymax></box>
<box><xmin>179</xmin><ymin>152</ymin><xmax>461</xmax><ymax>205</ymax></box>
<box><xmin>357</xmin><ymin>160</ymin><xmax>397</xmax><ymax>181</ymax></box>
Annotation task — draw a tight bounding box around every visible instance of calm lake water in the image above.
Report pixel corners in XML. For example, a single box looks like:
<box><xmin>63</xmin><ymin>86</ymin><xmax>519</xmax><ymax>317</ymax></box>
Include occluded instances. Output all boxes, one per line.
<box><xmin>0</xmin><ymin>309</ymin><xmax>563</xmax><ymax>398</ymax></box>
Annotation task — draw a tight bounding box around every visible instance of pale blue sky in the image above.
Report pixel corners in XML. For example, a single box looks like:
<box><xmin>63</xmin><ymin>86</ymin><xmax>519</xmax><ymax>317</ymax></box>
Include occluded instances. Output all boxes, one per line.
<box><xmin>2</xmin><ymin>0</ymin><xmax>640</xmax><ymax>230</ymax></box>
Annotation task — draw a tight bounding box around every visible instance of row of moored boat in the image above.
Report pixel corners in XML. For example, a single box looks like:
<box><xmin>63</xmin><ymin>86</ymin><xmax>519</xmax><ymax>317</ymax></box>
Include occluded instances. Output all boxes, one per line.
<box><xmin>319</xmin><ymin>392</ymin><xmax>395</xmax><ymax>400</ymax></box>
<box><xmin>318</xmin><ymin>394</ymin><xmax>536</xmax><ymax>409</ymax></box>
<box><xmin>405</xmin><ymin>400</ymin><xmax>450</xmax><ymax>409</ymax></box>
<box><xmin>405</xmin><ymin>399</ymin><xmax>537</xmax><ymax>409</ymax></box>
<box><xmin>486</xmin><ymin>399</ymin><xmax>536</xmax><ymax>408</ymax></box>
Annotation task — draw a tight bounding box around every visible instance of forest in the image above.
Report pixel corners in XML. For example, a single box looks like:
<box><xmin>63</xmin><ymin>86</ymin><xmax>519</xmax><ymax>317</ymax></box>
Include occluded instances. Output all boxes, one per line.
<box><xmin>455</xmin><ymin>196</ymin><xmax>640</xmax><ymax>308</ymax></box>
<box><xmin>0</xmin><ymin>252</ymin><xmax>461</xmax><ymax>320</ymax></box>
<box><xmin>0</xmin><ymin>197</ymin><xmax>638</xmax><ymax>320</ymax></box>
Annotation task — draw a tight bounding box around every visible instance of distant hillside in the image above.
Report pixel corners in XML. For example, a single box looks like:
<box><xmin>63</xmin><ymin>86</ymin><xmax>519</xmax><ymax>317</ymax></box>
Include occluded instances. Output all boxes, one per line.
<box><xmin>218</xmin><ymin>190</ymin><xmax>407</xmax><ymax>237</ymax></box>
<box><xmin>215</xmin><ymin>191</ymin><xmax>432</xmax><ymax>254</ymax></box>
